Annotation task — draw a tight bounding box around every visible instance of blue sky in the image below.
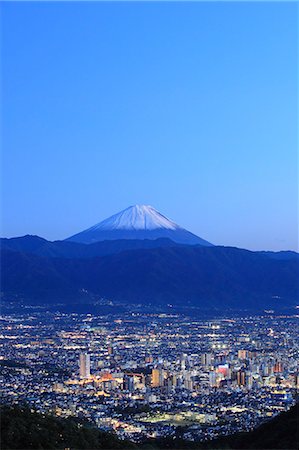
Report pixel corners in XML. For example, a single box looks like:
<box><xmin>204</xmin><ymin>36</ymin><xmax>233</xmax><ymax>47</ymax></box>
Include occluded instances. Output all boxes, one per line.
<box><xmin>1</xmin><ymin>1</ymin><xmax>298</xmax><ymax>251</ymax></box>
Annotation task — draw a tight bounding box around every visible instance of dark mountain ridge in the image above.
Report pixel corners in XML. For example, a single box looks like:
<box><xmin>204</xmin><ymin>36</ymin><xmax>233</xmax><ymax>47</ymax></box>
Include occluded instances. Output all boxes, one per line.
<box><xmin>1</xmin><ymin>240</ymin><xmax>298</xmax><ymax>310</ymax></box>
<box><xmin>0</xmin><ymin>235</ymin><xmax>184</xmax><ymax>258</ymax></box>
<box><xmin>1</xmin><ymin>234</ymin><xmax>297</xmax><ymax>260</ymax></box>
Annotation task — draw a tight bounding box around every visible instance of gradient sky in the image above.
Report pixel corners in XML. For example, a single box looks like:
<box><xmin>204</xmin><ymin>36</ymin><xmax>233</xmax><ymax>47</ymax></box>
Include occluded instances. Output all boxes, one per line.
<box><xmin>1</xmin><ymin>1</ymin><xmax>298</xmax><ymax>251</ymax></box>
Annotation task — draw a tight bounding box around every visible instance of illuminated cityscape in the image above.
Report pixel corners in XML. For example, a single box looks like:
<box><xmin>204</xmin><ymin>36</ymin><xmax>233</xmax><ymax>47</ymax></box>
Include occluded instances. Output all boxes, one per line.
<box><xmin>1</xmin><ymin>0</ymin><xmax>297</xmax><ymax>448</ymax></box>
<box><xmin>1</xmin><ymin>308</ymin><xmax>298</xmax><ymax>443</ymax></box>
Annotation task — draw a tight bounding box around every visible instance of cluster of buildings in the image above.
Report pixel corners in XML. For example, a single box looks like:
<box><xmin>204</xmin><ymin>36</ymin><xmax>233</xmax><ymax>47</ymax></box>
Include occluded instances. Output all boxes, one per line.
<box><xmin>0</xmin><ymin>308</ymin><xmax>298</xmax><ymax>442</ymax></box>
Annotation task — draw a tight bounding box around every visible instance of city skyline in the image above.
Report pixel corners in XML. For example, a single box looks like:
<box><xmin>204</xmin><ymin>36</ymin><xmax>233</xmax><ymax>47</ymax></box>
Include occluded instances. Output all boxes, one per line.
<box><xmin>1</xmin><ymin>309</ymin><xmax>298</xmax><ymax>444</ymax></box>
<box><xmin>1</xmin><ymin>1</ymin><xmax>298</xmax><ymax>251</ymax></box>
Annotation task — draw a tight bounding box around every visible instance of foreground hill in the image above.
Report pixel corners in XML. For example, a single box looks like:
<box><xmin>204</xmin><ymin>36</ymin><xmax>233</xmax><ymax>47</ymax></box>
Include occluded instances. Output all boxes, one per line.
<box><xmin>0</xmin><ymin>405</ymin><xmax>135</xmax><ymax>449</ymax></box>
<box><xmin>1</xmin><ymin>403</ymin><xmax>298</xmax><ymax>449</ymax></box>
<box><xmin>1</xmin><ymin>243</ymin><xmax>298</xmax><ymax>310</ymax></box>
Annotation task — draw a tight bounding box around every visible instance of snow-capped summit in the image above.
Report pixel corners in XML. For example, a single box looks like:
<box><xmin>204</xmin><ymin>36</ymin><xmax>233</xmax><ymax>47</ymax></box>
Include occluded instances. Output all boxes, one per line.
<box><xmin>90</xmin><ymin>205</ymin><xmax>179</xmax><ymax>231</ymax></box>
<box><xmin>67</xmin><ymin>205</ymin><xmax>213</xmax><ymax>246</ymax></box>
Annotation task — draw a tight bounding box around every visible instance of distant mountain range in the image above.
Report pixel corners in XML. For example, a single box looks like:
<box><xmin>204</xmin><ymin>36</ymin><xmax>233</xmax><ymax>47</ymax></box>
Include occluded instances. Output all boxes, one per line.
<box><xmin>0</xmin><ymin>235</ymin><xmax>184</xmax><ymax>259</ymax></box>
<box><xmin>1</xmin><ymin>236</ymin><xmax>298</xmax><ymax>311</ymax></box>
<box><xmin>1</xmin><ymin>205</ymin><xmax>298</xmax><ymax>311</ymax></box>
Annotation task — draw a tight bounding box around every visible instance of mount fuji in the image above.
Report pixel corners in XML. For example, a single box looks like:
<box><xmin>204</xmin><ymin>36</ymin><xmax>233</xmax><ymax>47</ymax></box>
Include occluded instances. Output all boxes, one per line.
<box><xmin>67</xmin><ymin>205</ymin><xmax>212</xmax><ymax>246</ymax></box>
<box><xmin>2</xmin><ymin>205</ymin><xmax>298</xmax><ymax>310</ymax></box>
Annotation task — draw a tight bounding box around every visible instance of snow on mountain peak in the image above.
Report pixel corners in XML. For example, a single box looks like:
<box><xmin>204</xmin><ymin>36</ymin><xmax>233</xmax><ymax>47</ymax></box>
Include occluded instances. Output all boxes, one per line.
<box><xmin>89</xmin><ymin>205</ymin><xmax>181</xmax><ymax>231</ymax></box>
<box><xmin>66</xmin><ymin>204</ymin><xmax>213</xmax><ymax>246</ymax></box>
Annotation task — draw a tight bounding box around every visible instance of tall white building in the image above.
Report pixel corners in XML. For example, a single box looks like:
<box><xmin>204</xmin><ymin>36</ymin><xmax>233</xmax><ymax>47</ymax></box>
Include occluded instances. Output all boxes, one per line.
<box><xmin>79</xmin><ymin>353</ymin><xmax>90</xmax><ymax>378</ymax></box>
<box><xmin>201</xmin><ymin>353</ymin><xmax>212</xmax><ymax>367</ymax></box>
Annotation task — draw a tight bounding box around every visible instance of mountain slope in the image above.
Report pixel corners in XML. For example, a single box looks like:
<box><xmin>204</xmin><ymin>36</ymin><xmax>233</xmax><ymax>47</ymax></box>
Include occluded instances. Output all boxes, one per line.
<box><xmin>2</xmin><ymin>246</ymin><xmax>298</xmax><ymax>309</ymax></box>
<box><xmin>1</xmin><ymin>402</ymin><xmax>298</xmax><ymax>450</ymax></box>
<box><xmin>66</xmin><ymin>205</ymin><xmax>212</xmax><ymax>246</ymax></box>
<box><xmin>0</xmin><ymin>405</ymin><xmax>134</xmax><ymax>450</ymax></box>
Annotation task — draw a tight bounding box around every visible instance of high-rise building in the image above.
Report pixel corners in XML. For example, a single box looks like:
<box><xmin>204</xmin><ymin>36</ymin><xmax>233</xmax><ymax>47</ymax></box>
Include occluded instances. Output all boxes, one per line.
<box><xmin>237</xmin><ymin>370</ymin><xmax>246</xmax><ymax>386</ymax></box>
<box><xmin>152</xmin><ymin>368</ymin><xmax>160</xmax><ymax>387</ymax></box>
<box><xmin>184</xmin><ymin>371</ymin><xmax>194</xmax><ymax>390</ymax></box>
<box><xmin>180</xmin><ymin>353</ymin><xmax>191</xmax><ymax>370</ymax></box>
<box><xmin>165</xmin><ymin>376</ymin><xmax>174</xmax><ymax>394</ymax></box>
<box><xmin>238</xmin><ymin>350</ymin><xmax>248</xmax><ymax>360</ymax></box>
<box><xmin>248</xmin><ymin>350</ymin><xmax>257</xmax><ymax>359</ymax></box>
<box><xmin>152</xmin><ymin>368</ymin><xmax>164</xmax><ymax>387</ymax></box>
<box><xmin>246</xmin><ymin>373</ymin><xmax>253</xmax><ymax>389</ymax></box>
<box><xmin>274</xmin><ymin>361</ymin><xmax>283</xmax><ymax>373</ymax></box>
<box><xmin>123</xmin><ymin>374</ymin><xmax>134</xmax><ymax>392</ymax></box>
<box><xmin>201</xmin><ymin>353</ymin><xmax>212</xmax><ymax>367</ymax></box>
<box><xmin>171</xmin><ymin>374</ymin><xmax>178</xmax><ymax>388</ymax></box>
<box><xmin>209</xmin><ymin>371</ymin><xmax>217</xmax><ymax>387</ymax></box>
<box><xmin>79</xmin><ymin>353</ymin><xmax>90</xmax><ymax>378</ymax></box>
